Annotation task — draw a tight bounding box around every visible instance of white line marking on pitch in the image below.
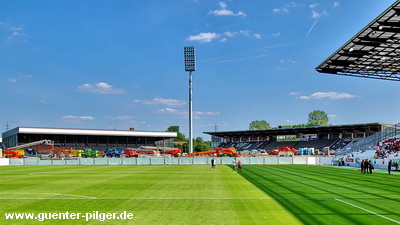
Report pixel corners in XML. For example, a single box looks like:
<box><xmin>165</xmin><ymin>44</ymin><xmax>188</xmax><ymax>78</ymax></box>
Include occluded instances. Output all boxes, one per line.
<box><xmin>335</xmin><ymin>198</ymin><xmax>400</xmax><ymax>224</ymax></box>
<box><xmin>0</xmin><ymin>192</ymin><xmax>97</xmax><ymax>199</ymax></box>
<box><xmin>0</xmin><ymin>196</ymin><xmax>348</xmax><ymax>200</ymax></box>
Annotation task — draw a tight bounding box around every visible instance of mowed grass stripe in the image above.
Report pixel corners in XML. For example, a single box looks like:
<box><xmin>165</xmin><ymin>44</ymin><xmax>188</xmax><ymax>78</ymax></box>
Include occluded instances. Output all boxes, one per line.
<box><xmin>262</xmin><ymin>165</ymin><xmax>400</xmax><ymax>219</ymax></box>
<box><xmin>0</xmin><ymin>165</ymin><xmax>300</xmax><ymax>225</ymax></box>
<box><xmin>239</xmin><ymin>165</ymin><xmax>400</xmax><ymax>225</ymax></box>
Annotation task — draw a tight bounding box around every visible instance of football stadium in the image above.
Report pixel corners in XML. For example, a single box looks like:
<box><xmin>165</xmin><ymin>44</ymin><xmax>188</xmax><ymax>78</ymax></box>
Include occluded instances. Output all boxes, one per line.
<box><xmin>1</xmin><ymin>1</ymin><xmax>400</xmax><ymax>225</ymax></box>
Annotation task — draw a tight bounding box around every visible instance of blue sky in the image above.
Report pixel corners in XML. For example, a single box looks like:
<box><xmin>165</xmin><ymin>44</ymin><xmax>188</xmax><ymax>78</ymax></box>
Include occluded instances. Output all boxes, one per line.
<box><xmin>0</xmin><ymin>0</ymin><xmax>398</xmax><ymax>139</ymax></box>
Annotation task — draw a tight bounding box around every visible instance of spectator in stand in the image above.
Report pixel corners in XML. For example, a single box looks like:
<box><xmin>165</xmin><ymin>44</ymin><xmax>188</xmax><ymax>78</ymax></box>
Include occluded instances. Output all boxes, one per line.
<box><xmin>375</xmin><ymin>138</ymin><xmax>399</xmax><ymax>159</ymax></box>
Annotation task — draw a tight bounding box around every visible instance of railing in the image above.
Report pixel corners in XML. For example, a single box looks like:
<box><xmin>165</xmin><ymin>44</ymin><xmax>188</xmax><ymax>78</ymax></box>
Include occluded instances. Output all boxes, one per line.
<box><xmin>341</xmin><ymin>122</ymin><xmax>400</xmax><ymax>153</ymax></box>
<box><xmin>2</xmin><ymin>156</ymin><xmax>335</xmax><ymax>166</ymax></box>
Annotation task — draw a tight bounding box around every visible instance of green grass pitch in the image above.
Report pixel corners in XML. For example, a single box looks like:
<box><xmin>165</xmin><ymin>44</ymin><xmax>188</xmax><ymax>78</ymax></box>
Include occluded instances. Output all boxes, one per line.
<box><xmin>0</xmin><ymin>164</ymin><xmax>398</xmax><ymax>224</ymax></box>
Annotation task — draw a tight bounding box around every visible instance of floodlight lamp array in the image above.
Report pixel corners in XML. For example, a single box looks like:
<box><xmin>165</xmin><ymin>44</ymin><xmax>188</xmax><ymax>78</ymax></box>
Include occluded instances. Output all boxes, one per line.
<box><xmin>184</xmin><ymin>46</ymin><xmax>196</xmax><ymax>72</ymax></box>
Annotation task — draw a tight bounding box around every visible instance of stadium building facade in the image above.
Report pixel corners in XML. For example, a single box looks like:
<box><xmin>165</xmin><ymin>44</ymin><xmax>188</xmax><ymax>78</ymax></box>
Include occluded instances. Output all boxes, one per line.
<box><xmin>2</xmin><ymin>127</ymin><xmax>177</xmax><ymax>150</ymax></box>
<box><xmin>204</xmin><ymin>123</ymin><xmax>398</xmax><ymax>153</ymax></box>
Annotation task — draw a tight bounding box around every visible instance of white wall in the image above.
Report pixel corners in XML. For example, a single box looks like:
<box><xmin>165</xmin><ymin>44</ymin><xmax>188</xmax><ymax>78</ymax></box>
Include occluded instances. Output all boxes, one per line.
<box><xmin>0</xmin><ymin>158</ymin><xmax>10</xmax><ymax>166</ymax></box>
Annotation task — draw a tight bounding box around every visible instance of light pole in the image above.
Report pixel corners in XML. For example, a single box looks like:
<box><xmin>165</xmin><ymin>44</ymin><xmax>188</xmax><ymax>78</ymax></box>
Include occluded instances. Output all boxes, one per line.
<box><xmin>184</xmin><ymin>46</ymin><xmax>196</xmax><ymax>154</ymax></box>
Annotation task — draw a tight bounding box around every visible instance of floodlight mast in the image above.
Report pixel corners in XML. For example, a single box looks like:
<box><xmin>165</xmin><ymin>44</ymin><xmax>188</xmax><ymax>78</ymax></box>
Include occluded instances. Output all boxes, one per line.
<box><xmin>184</xmin><ymin>46</ymin><xmax>196</xmax><ymax>154</ymax></box>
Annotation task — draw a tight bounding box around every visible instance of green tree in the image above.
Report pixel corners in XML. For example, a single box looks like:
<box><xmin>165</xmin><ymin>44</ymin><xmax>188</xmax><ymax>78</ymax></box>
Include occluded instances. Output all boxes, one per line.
<box><xmin>307</xmin><ymin>110</ymin><xmax>329</xmax><ymax>126</ymax></box>
<box><xmin>193</xmin><ymin>137</ymin><xmax>211</xmax><ymax>152</ymax></box>
<box><xmin>165</xmin><ymin>126</ymin><xmax>211</xmax><ymax>152</ymax></box>
<box><xmin>166</xmin><ymin>126</ymin><xmax>187</xmax><ymax>142</ymax></box>
<box><xmin>249</xmin><ymin>120</ymin><xmax>271</xmax><ymax>130</ymax></box>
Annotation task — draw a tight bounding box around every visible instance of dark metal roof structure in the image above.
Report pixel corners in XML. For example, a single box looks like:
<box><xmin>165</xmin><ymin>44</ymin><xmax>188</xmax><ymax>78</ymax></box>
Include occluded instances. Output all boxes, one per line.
<box><xmin>204</xmin><ymin>123</ymin><xmax>387</xmax><ymax>137</ymax></box>
<box><xmin>316</xmin><ymin>0</ymin><xmax>400</xmax><ymax>81</ymax></box>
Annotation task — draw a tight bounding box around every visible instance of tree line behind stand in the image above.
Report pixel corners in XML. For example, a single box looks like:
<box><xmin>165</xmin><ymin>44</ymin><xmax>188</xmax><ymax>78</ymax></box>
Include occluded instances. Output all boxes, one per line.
<box><xmin>249</xmin><ymin>110</ymin><xmax>330</xmax><ymax>130</ymax></box>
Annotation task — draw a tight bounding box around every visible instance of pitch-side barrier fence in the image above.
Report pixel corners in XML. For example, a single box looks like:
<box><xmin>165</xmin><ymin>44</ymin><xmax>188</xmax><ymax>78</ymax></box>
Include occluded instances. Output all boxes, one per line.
<box><xmin>0</xmin><ymin>156</ymin><xmax>334</xmax><ymax>166</ymax></box>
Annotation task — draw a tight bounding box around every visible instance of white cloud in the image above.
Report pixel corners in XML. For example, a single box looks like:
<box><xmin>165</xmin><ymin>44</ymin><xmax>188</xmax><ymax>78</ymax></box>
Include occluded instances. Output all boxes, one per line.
<box><xmin>311</xmin><ymin>10</ymin><xmax>328</xmax><ymax>18</ymax></box>
<box><xmin>272</xmin><ymin>32</ymin><xmax>281</xmax><ymax>37</ymax></box>
<box><xmin>187</xmin><ymin>30</ymin><xmax>259</xmax><ymax>43</ymax></box>
<box><xmin>209</xmin><ymin>2</ymin><xmax>246</xmax><ymax>17</ymax></box>
<box><xmin>62</xmin><ymin>115</ymin><xmax>94</xmax><ymax>120</ymax></box>
<box><xmin>280</xmin><ymin>59</ymin><xmax>296</xmax><ymax>64</ymax></box>
<box><xmin>155</xmin><ymin>108</ymin><xmax>182</xmax><ymax>114</ymax></box>
<box><xmin>38</xmin><ymin>100</ymin><xmax>49</xmax><ymax>104</ymax></box>
<box><xmin>109</xmin><ymin>115</ymin><xmax>134</xmax><ymax>120</ymax></box>
<box><xmin>298</xmin><ymin>92</ymin><xmax>359</xmax><ymax>100</ymax></box>
<box><xmin>240</xmin><ymin>30</ymin><xmax>250</xmax><ymax>36</ymax></box>
<box><xmin>224</xmin><ymin>31</ymin><xmax>236</xmax><ymax>37</ymax></box>
<box><xmin>216</xmin><ymin>54</ymin><xmax>268</xmax><ymax>63</ymax></box>
<box><xmin>285</xmin><ymin>119</ymin><xmax>293</xmax><ymax>123</ymax></box>
<box><xmin>187</xmin><ymin>32</ymin><xmax>220</xmax><ymax>43</ymax></box>
<box><xmin>16</xmin><ymin>72</ymin><xmax>32</xmax><ymax>78</ymax></box>
<box><xmin>127</xmin><ymin>120</ymin><xmax>150</xmax><ymax>127</ymax></box>
<box><xmin>272</xmin><ymin>8</ymin><xmax>289</xmax><ymax>13</ymax></box>
<box><xmin>154</xmin><ymin>108</ymin><xmax>219</xmax><ymax>119</ymax></box>
<box><xmin>7</xmin><ymin>78</ymin><xmax>17</xmax><ymax>82</ymax></box>
<box><xmin>311</xmin><ymin>10</ymin><xmax>321</xmax><ymax>18</ymax></box>
<box><xmin>285</xmin><ymin>2</ymin><xmax>302</xmax><ymax>8</ymax></box>
<box><xmin>288</xmin><ymin>92</ymin><xmax>300</xmax><ymax>95</ymax></box>
<box><xmin>77</xmin><ymin>82</ymin><xmax>126</xmax><ymax>94</ymax></box>
<box><xmin>328</xmin><ymin>114</ymin><xmax>337</xmax><ymax>118</ymax></box>
<box><xmin>273</xmin><ymin>2</ymin><xmax>301</xmax><ymax>13</ymax></box>
<box><xmin>333</xmin><ymin>2</ymin><xmax>340</xmax><ymax>7</ymax></box>
<box><xmin>0</xmin><ymin>21</ymin><xmax>26</xmax><ymax>41</ymax></box>
<box><xmin>194</xmin><ymin>111</ymin><xmax>220</xmax><ymax>116</ymax></box>
<box><xmin>134</xmin><ymin>97</ymin><xmax>185</xmax><ymax>107</ymax></box>
<box><xmin>309</xmin><ymin>3</ymin><xmax>319</xmax><ymax>8</ymax></box>
<box><xmin>11</xmin><ymin>31</ymin><xmax>25</xmax><ymax>36</ymax></box>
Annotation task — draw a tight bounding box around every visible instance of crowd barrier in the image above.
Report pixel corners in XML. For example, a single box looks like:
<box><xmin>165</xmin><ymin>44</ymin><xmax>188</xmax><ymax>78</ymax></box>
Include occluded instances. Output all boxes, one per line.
<box><xmin>336</xmin><ymin>157</ymin><xmax>399</xmax><ymax>170</ymax></box>
<box><xmin>0</xmin><ymin>156</ymin><xmax>334</xmax><ymax>166</ymax></box>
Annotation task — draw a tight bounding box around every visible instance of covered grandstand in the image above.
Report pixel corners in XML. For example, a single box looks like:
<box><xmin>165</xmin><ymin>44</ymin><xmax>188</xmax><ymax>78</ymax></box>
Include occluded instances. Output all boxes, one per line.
<box><xmin>204</xmin><ymin>122</ymin><xmax>399</xmax><ymax>154</ymax></box>
<box><xmin>316</xmin><ymin>0</ymin><xmax>400</xmax><ymax>81</ymax></box>
<box><xmin>2</xmin><ymin>127</ymin><xmax>177</xmax><ymax>151</ymax></box>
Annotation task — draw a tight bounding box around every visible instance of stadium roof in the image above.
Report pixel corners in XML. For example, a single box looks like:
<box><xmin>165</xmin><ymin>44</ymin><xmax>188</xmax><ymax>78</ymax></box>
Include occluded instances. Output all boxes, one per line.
<box><xmin>2</xmin><ymin>127</ymin><xmax>177</xmax><ymax>138</ymax></box>
<box><xmin>316</xmin><ymin>0</ymin><xmax>400</xmax><ymax>81</ymax></box>
<box><xmin>204</xmin><ymin>122</ymin><xmax>390</xmax><ymax>137</ymax></box>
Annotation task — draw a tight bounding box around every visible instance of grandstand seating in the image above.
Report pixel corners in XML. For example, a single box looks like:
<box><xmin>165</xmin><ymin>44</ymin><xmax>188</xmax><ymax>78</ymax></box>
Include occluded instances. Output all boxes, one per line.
<box><xmin>219</xmin><ymin>138</ymin><xmax>345</xmax><ymax>152</ymax></box>
<box><xmin>330</xmin><ymin>137</ymin><xmax>353</xmax><ymax>151</ymax></box>
<box><xmin>351</xmin><ymin>150</ymin><xmax>376</xmax><ymax>158</ymax></box>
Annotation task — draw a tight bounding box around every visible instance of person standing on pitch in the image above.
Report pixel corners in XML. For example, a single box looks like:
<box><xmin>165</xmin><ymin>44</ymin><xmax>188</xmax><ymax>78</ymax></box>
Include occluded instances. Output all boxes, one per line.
<box><xmin>368</xmin><ymin>160</ymin><xmax>374</xmax><ymax>174</ymax></box>
<box><xmin>360</xmin><ymin>159</ymin><xmax>365</xmax><ymax>174</ymax></box>
<box><xmin>237</xmin><ymin>160</ymin><xmax>242</xmax><ymax>172</ymax></box>
<box><xmin>232</xmin><ymin>157</ymin><xmax>237</xmax><ymax>172</ymax></box>
<box><xmin>388</xmin><ymin>160</ymin><xmax>392</xmax><ymax>175</ymax></box>
<box><xmin>211</xmin><ymin>158</ymin><xmax>216</xmax><ymax>171</ymax></box>
<box><xmin>364</xmin><ymin>159</ymin><xmax>370</xmax><ymax>174</ymax></box>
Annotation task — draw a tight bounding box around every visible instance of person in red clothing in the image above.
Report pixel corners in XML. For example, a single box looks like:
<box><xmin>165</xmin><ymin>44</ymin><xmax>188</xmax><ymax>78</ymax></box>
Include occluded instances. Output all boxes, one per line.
<box><xmin>237</xmin><ymin>160</ymin><xmax>242</xmax><ymax>172</ymax></box>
